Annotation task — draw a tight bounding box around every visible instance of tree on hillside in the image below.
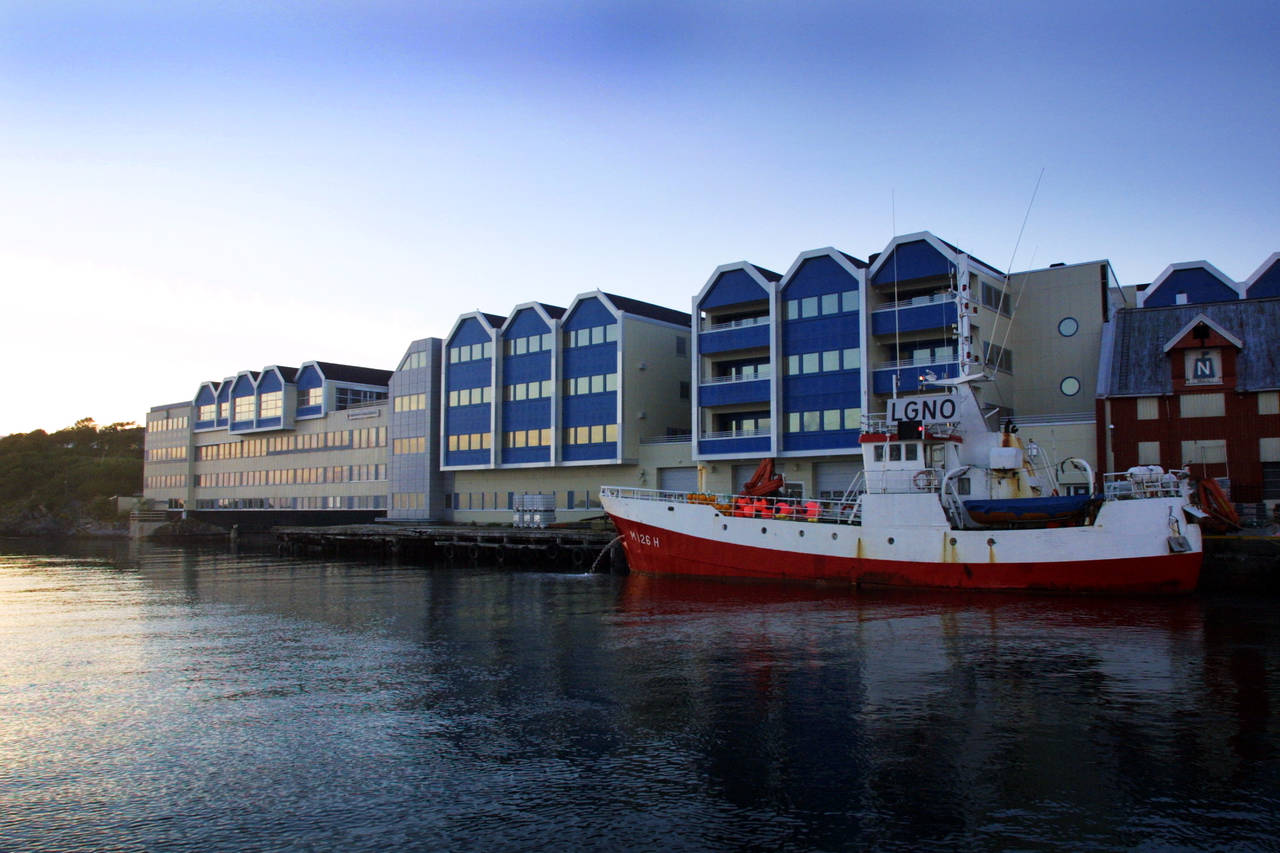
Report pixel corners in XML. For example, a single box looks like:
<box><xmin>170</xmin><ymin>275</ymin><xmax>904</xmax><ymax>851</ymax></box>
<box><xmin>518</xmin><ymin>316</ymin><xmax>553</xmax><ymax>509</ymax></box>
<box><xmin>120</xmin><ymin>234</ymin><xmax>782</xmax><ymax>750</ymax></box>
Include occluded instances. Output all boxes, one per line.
<box><xmin>0</xmin><ymin>419</ymin><xmax>145</xmax><ymax>531</ymax></box>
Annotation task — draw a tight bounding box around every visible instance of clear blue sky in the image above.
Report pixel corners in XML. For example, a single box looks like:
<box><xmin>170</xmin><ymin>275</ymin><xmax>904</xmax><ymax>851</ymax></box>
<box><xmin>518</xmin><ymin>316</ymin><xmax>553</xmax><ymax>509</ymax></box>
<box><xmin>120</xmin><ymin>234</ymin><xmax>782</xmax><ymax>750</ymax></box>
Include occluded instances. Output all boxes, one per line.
<box><xmin>2</xmin><ymin>0</ymin><xmax>1276</xmax><ymax>435</ymax></box>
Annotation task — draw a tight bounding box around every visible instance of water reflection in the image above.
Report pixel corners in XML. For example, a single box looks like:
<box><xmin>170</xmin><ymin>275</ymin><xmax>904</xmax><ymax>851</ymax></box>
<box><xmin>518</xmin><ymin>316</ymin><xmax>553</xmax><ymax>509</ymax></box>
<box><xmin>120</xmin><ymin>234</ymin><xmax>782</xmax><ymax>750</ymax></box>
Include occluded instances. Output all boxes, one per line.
<box><xmin>0</xmin><ymin>541</ymin><xmax>1275</xmax><ymax>851</ymax></box>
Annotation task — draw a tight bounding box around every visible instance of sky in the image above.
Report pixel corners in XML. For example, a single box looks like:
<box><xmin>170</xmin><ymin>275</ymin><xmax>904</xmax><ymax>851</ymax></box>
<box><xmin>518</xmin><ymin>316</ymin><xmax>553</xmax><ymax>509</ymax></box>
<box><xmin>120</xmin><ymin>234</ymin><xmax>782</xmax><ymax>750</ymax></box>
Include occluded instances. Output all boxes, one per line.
<box><xmin>1</xmin><ymin>0</ymin><xmax>1277</xmax><ymax>436</ymax></box>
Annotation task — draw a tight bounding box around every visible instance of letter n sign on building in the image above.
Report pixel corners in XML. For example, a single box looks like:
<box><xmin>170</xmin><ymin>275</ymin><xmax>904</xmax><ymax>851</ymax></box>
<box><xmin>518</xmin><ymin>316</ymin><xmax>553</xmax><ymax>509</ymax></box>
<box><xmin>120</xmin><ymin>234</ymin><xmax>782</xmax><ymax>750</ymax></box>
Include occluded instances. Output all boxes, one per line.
<box><xmin>887</xmin><ymin>394</ymin><xmax>957</xmax><ymax>424</ymax></box>
<box><xmin>1185</xmin><ymin>349</ymin><xmax>1221</xmax><ymax>386</ymax></box>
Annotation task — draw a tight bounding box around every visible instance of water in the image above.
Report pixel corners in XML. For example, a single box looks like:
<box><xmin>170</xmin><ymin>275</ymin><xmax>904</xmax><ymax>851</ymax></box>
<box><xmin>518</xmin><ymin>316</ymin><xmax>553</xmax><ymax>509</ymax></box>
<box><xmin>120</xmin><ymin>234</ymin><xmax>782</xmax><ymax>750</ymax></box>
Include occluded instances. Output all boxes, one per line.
<box><xmin>1</xmin><ymin>541</ymin><xmax>1277</xmax><ymax>851</ymax></box>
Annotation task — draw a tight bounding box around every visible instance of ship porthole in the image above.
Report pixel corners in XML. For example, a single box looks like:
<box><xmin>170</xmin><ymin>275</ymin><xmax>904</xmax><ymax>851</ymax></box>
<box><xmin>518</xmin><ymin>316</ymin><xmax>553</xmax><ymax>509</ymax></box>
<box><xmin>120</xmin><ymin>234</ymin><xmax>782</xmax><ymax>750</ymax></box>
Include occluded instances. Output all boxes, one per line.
<box><xmin>798</xmin><ymin>529</ymin><xmax>805</xmax><ymax>537</ymax></box>
<box><xmin>722</xmin><ymin>524</ymin><xmax>727</xmax><ymax>530</ymax></box>
<box><xmin>832</xmin><ymin>533</ymin><xmax>838</xmax><ymax>540</ymax></box>
<box><xmin>987</xmin><ymin>537</ymin><xmax>996</xmax><ymax>546</ymax></box>
<box><xmin>888</xmin><ymin>537</ymin><xmax>894</xmax><ymax>544</ymax></box>
<box><xmin>950</xmin><ymin>537</ymin><xmax>957</xmax><ymax>546</ymax></box>
<box><xmin>761</xmin><ymin>527</ymin><xmax>767</xmax><ymax>534</ymax></box>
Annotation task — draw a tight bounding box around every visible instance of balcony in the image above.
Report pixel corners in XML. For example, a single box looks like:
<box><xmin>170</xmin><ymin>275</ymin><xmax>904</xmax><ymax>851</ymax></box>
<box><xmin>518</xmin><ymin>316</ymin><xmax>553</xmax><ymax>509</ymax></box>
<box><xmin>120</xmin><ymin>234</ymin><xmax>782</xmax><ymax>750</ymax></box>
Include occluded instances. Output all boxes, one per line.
<box><xmin>700</xmin><ymin>315</ymin><xmax>768</xmax><ymax>333</ymax></box>
<box><xmin>872</xmin><ymin>359</ymin><xmax>961</xmax><ymax>394</ymax></box>
<box><xmin>696</xmin><ymin>428</ymin><xmax>771</xmax><ymax>457</ymax></box>
<box><xmin>698</xmin><ymin>319</ymin><xmax>770</xmax><ymax>354</ymax></box>
<box><xmin>698</xmin><ymin>371</ymin><xmax>771</xmax><ymax>407</ymax></box>
<box><xmin>871</xmin><ymin>294</ymin><xmax>958</xmax><ymax>336</ymax></box>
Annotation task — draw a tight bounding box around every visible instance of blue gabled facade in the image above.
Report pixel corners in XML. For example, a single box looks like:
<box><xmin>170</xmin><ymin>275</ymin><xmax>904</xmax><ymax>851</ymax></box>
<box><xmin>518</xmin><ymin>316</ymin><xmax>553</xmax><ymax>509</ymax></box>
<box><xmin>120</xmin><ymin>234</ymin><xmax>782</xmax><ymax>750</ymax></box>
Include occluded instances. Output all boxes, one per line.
<box><xmin>869</xmin><ymin>238</ymin><xmax>955</xmax><ymax>285</ymax></box>
<box><xmin>1138</xmin><ymin>262</ymin><xmax>1242</xmax><ymax>307</ymax></box>
<box><xmin>1245</xmin><ymin>253</ymin><xmax>1280</xmax><ymax>300</ymax></box>
<box><xmin>499</xmin><ymin>304</ymin><xmax>561</xmax><ymax>465</ymax></box>
<box><xmin>229</xmin><ymin>373</ymin><xmax>258</xmax><ymax>432</ymax></box>
<box><xmin>693</xmin><ymin>262</ymin><xmax>779</xmax><ymax>459</ymax></box>
<box><xmin>692</xmin><ymin>251</ymin><xmax>869</xmax><ymax>461</ymax></box>
<box><xmin>295</xmin><ymin>364</ymin><xmax>324</xmax><ymax>418</ymax></box>
<box><xmin>778</xmin><ymin>252</ymin><xmax>866</xmax><ymax>453</ymax></box>
<box><xmin>442</xmin><ymin>313</ymin><xmax>498</xmax><ymax>468</ymax></box>
<box><xmin>865</xmin><ymin>232</ymin><xmax>995</xmax><ymax>399</ymax></box>
<box><xmin>561</xmin><ymin>294</ymin><xmax>620</xmax><ymax>462</ymax></box>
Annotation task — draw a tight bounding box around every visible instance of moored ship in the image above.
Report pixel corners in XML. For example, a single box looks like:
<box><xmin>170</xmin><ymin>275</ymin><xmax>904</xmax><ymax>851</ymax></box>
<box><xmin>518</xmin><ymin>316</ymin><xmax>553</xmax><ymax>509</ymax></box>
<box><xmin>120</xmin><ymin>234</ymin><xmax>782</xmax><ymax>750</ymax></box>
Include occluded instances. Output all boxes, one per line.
<box><xmin>600</xmin><ymin>376</ymin><xmax>1204</xmax><ymax>594</ymax></box>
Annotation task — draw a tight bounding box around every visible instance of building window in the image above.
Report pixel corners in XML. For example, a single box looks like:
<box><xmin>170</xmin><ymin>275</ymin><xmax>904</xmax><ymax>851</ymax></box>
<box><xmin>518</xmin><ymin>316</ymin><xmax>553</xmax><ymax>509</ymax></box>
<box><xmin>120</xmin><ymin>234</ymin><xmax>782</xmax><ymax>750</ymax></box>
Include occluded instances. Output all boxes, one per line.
<box><xmin>679</xmin><ymin>381</ymin><xmax>690</xmax><ymax>400</ymax></box>
<box><xmin>1059</xmin><ymin>377</ymin><xmax>1080</xmax><ymax>396</ymax></box>
<box><xmin>234</xmin><ymin>396</ymin><xmax>255</xmax><ymax>421</ymax></box>
<box><xmin>1263</xmin><ymin>462</ymin><xmax>1280</xmax><ymax>500</ymax></box>
<box><xmin>1181</xmin><ymin>439</ymin><xmax>1227</xmax><ymax>466</ymax></box>
<box><xmin>1179</xmin><ymin>393</ymin><xmax>1225</xmax><ymax>418</ymax></box>
<box><xmin>259</xmin><ymin>391</ymin><xmax>282</xmax><ymax>418</ymax></box>
<box><xmin>981</xmin><ymin>282</ymin><xmax>1012</xmax><ymax>316</ymax></box>
<box><xmin>394</xmin><ymin>393</ymin><xmax>428</xmax><ymax>412</ymax></box>
<box><xmin>676</xmin><ymin>336</ymin><xmax>687</xmax><ymax>356</ymax></box>
<box><xmin>1058</xmin><ymin>317</ymin><xmax>1078</xmax><ymax>337</ymax></box>
<box><xmin>299</xmin><ymin>388</ymin><xmax>323</xmax><ymax>409</ymax></box>
<box><xmin>564</xmin><ymin>323</ymin><xmax>617</xmax><ymax>348</ymax></box>
<box><xmin>1259</xmin><ymin>391</ymin><xmax>1279</xmax><ymax>415</ymax></box>
<box><xmin>1136</xmin><ymin>397</ymin><xmax>1159</xmax><ymax>420</ymax></box>
<box><xmin>1137</xmin><ymin>441</ymin><xmax>1161</xmax><ymax>465</ymax></box>
<box><xmin>983</xmin><ymin>341</ymin><xmax>1013</xmax><ymax>373</ymax></box>
<box><xmin>335</xmin><ymin>387</ymin><xmax>387</xmax><ymax>410</ymax></box>
<box><xmin>449</xmin><ymin>341</ymin><xmax>493</xmax><ymax>363</ymax></box>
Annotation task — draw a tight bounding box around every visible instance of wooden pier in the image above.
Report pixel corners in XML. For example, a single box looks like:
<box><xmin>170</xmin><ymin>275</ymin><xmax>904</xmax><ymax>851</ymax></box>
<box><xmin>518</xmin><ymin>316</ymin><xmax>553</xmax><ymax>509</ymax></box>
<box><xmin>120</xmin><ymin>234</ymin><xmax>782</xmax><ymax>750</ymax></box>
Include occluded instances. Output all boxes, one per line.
<box><xmin>274</xmin><ymin>523</ymin><xmax>627</xmax><ymax>573</ymax></box>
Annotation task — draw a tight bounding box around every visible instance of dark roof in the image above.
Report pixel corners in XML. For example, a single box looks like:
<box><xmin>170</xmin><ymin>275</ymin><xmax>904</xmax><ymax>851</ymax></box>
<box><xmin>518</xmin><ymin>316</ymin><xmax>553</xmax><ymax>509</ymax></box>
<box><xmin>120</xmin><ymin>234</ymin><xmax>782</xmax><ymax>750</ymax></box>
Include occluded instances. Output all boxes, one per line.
<box><xmin>942</xmin><ymin>237</ymin><xmax>1004</xmax><ymax>276</ymax></box>
<box><xmin>748</xmin><ymin>263</ymin><xmax>782</xmax><ymax>282</ymax></box>
<box><xmin>537</xmin><ymin>303</ymin><xmax>567</xmax><ymax>319</ymax></box>
<box><xmin>481</xmin><ymin>312</ymin><xmax>507</xmax><ymax>328</ymax></box>
<box><xmin>1103</xmin><ymin>298</ymin><xmax>1280</xmax><ymax>396</ymax></box>
<box><xmin>313</xmin><ymin>362</ymin><xmax>393</xmax><ymax>387</ymax></box>
<box><xmin>838</xmin><ymin>251</ymin><xmax>868</xmax><ymax>269</ymax></box>
<box><xmin>270</xmin><ymin>366</ymin><xmax>299</xmax><ymax>382</ymax></box>
<box><xmin>602</xmin><ymin>292</ymin><xmax>692</xmax><ymax>327</ymax></box>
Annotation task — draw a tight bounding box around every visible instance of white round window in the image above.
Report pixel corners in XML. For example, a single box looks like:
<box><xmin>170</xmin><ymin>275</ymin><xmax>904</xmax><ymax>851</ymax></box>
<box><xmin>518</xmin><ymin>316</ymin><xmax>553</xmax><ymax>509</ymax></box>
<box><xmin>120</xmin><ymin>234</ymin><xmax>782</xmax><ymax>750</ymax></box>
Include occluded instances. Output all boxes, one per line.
<box><xmin>1058</xmin><ymin>317</ymin><xmax>1079</xmax><ymax>337</ymax></box>
<box><xmin>1060</xmin><ymin>376</ymin><xmax>1081</xmax><ymax>396</ymax></box>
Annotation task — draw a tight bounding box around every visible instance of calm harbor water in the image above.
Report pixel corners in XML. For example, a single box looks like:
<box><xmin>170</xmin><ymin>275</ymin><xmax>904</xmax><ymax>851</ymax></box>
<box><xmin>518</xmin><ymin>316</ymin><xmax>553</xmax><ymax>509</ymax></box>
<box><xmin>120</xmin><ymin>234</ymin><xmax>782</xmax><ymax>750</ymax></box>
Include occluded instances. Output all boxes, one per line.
<box><xmin>1</xmin><ymin>541</ymin><xmax>1277</xmax><ymax>851</ymax></box>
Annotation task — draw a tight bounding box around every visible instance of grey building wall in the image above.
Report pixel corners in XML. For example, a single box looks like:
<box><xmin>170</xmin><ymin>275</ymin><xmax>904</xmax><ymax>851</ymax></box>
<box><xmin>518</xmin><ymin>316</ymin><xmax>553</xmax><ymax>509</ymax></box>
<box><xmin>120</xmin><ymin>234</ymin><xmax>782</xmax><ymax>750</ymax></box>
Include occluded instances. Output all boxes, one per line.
<box><xmin>388</xmin><ymin>337</ymin><xmax>448</xmax><ymax>520</ymax></box>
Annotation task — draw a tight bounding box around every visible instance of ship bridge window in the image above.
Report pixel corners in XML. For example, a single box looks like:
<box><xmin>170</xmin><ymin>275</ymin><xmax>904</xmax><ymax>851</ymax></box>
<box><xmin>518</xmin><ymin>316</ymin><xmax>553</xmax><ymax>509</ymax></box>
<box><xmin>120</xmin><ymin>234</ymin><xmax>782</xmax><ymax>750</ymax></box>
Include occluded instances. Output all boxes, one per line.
<box><xmin>904</xmin><ymin>443</ymin><xmax>919</xmax><ymax>462</ymax></box>
<box><xmin>873</xmin><ymin>445</ymin><xmax>884</xmax><ymax>462</ymax></box>
<box><xmin>889</xmin><ymin>444</ymin><xmax>901</xmax><ymax>462</ymax></box>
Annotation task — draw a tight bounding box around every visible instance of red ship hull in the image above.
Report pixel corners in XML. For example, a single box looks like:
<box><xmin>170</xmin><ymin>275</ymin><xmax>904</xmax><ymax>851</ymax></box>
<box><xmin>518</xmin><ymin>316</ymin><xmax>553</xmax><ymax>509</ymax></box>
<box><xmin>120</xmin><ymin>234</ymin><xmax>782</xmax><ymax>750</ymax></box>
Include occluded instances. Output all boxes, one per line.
<box><xmin>609</xmin><ymin>515</ymin><xmax>1201</xmax><ymax>595</ymax></box>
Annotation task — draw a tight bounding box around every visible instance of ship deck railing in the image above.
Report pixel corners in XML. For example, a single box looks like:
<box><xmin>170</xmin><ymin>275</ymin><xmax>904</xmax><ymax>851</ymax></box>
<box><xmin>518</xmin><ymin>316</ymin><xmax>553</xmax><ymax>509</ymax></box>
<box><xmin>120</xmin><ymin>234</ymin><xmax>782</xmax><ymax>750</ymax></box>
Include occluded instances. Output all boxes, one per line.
<box><xmin>1101</xmin><ymin>469</ymin><xmax>1188</xmax><ymax>501</ymax></box>
<box><xmin>600</xmin><ymin>486</ymin><xmax>863</xmax><ymax>524</ymax></box>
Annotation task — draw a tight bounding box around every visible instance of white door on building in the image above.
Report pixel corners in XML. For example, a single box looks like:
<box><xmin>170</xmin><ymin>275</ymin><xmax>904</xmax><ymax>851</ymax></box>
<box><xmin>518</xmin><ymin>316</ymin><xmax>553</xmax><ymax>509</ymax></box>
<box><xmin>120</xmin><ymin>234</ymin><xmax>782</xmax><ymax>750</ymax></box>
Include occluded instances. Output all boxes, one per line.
<box><xmin>816</xmin><ymin>461</ymin><xmax>862</xmax><ymax>500</ymax></box>
<box><xmin>658</xmin><ymin>466</ymin><xmax>698</xmax><ymax>493</ymax></box>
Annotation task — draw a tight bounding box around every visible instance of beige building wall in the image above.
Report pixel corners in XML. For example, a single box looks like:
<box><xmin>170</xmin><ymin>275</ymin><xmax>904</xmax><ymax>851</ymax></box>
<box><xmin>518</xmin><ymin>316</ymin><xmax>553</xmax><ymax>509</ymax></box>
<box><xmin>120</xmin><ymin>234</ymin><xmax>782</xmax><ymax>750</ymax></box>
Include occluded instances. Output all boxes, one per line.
<box><xmin>618</xmin><ymin>315</ymin><xmax>692</xmax><ymax>460</ymax></box>
<box><xmin>1008</xmin><ymin>261</ymin><xmax>1111</xmax><ymax>417</ymax></box>
<box><xmin>189</xmin><ymin>403</ymin><xmax>390</xmax><ymax>509</ymax></box>
<box><xmin>449</xmin><ymin>438</ymin><xmax>698</xmax><ymax>523</ymax></box>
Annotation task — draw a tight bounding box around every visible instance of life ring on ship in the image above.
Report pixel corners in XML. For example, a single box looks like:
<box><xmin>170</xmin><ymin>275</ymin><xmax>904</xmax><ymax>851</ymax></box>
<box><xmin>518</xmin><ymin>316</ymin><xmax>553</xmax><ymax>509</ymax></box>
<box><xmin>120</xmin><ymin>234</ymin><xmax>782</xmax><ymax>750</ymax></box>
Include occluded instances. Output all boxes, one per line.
<box><xmin>912</xmin><ymin>470</ymin><xmax>938</xmax><ymax>491</ymax></box>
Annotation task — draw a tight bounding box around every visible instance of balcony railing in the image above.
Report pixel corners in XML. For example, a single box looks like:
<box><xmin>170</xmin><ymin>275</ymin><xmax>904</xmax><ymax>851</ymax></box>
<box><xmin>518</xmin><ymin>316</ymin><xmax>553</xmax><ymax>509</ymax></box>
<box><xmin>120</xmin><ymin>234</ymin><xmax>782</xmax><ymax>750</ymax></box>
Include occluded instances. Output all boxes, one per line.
<box><xmin>701</xmin><ymin>315</ymin><xmax>769</xmax><ymax>333</ymax></box>
<box><xmin>872</xmin><ymin>292</ymin><xmax>954</xmax><ymax>312</ymax></box>
<box><xmin>700</xmin><ymin>369</ymin><xmax>772</xmax><ymax>384</ymax></box>
<box><xmin>699</xmin><ymin>428</ymin><xmax>770</xmax><ymax>441</ymax></box>
<box><xmin>640</xmin><ymin>433</ymin><xmax>693</xmax><ymax>445</ymax></box>
<box><xmin>874</xmin><ymin>356</ymin><xmax>959</xmax><ymax>371</ymax></box>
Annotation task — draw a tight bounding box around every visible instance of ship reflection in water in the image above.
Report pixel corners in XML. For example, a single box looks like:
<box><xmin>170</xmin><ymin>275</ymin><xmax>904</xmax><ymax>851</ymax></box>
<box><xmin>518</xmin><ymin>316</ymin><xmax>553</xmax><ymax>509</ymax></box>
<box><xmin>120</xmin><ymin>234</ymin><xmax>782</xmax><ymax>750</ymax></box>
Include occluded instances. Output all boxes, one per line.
<box><xmin>0</xmin><ymin>543</ymin><xmax>1275</xmax><ymax>851</ymax></box>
